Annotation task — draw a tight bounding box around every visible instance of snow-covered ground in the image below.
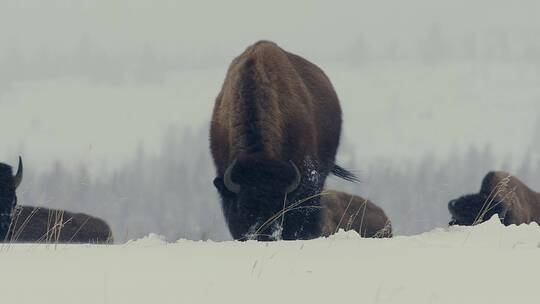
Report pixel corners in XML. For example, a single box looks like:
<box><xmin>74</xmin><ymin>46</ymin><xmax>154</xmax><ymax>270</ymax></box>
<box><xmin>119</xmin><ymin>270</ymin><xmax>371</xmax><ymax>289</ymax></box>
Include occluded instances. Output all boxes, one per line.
<box><xmin>2</xmin><ymin>216</ymin><xmax>538</xmax><ymax>304</ymax></box>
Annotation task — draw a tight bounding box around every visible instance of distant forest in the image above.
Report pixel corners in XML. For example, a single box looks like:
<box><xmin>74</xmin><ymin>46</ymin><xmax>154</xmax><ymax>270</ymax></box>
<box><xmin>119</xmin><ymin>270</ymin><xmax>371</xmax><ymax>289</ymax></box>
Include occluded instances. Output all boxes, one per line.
<box><xmin>2</xmin><ymin>25</ymin><xmax>540</xmax><ymax>88</ymax></box>
<box><xmin>18</xmin><ymin>120</ymin><xmax>540</xmax><ymax>242</ymax></box>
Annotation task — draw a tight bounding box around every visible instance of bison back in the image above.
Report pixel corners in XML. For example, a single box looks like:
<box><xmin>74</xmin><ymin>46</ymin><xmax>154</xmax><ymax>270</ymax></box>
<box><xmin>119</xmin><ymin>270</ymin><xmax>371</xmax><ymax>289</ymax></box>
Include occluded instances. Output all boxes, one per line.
<box><xmin>7</xmin><ymin>206</ymin><xmax>113</xmax><ymax>244</ymax></box>
<box><xmin>320</xmin><ymin>191</ymin><xmax>392</xmax><ymax>238</ymax></box>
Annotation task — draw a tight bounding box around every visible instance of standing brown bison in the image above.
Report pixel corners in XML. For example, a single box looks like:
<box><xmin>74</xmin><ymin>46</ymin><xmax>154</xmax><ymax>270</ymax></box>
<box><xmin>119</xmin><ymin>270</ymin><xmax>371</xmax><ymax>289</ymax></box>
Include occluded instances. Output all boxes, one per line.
<box><xmin>448</xmin><ymin>171</ymin><xmax>540</xmax><ymax>226</ymax></box>
<box><xmin>320</xmin><ymin>190</ymin><xmax>392</xmax><ymax>238</ymax></box>
<box><xmin>0</xmin><ymin>157</ymin><xmax>113</xmax><ymax>243</ymax></box>
<box><xmin>210</xmin><ymin>41</ymin><xmax>355</xmax><ymax>241</ymax></box>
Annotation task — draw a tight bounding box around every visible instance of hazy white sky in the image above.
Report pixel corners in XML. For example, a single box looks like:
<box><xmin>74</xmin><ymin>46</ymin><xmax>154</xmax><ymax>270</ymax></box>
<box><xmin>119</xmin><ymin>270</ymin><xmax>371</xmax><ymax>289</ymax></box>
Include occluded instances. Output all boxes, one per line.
<box><xmin>1</xmin><ymin>0</ymin><xmax>540</xmax><ymax>172</ymax></box>
<box><xmin>1</xmin><ymin>0</ymin><xmax>539</xmax><ymax>59</ymax></box>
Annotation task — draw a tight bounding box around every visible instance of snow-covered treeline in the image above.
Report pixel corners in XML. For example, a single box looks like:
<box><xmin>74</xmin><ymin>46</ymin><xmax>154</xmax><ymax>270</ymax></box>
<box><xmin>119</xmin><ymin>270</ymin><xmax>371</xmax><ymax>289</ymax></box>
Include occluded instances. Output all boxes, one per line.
<box><xmin>3</xmin><ymin>25</ymin><xmax>540</xmax><ymax>88</ymax></box>
<box><xmin>16</xmin><ymin>122</ymin><xmax>540</xmax><ymax>242</ymax></box>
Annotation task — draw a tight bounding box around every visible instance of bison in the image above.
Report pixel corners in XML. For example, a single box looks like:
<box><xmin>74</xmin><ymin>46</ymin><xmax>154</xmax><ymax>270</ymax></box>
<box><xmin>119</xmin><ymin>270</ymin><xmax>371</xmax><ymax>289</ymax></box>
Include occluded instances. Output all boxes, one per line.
<box><xmin>0</xmin><ymin>157</ymin><xmax>113</xmax><ymax>243</ymax></box>
<box><xmin>210</xmin><ymin>41</ymin><xmax>356</xmax><ymax>241</ymax></box>
<box><xmin>7</xmin><ymin>205</ymin><xmax>113</xmax><ymax>244</ymax></box>
<box><xmin>320</xmin><ymin>190</ymin><xmax>392</xmax><ymax>238</ymax></box>
<box><xmin>448</xmin><ymin>171</ymin><xmax>540</xmax><ymax>226</ymax></box>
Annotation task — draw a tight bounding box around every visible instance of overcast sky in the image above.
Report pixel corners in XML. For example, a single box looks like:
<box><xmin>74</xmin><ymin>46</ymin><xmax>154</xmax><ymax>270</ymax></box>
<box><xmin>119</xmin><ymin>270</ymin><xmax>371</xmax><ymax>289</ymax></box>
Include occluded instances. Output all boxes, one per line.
<box><xmin>1</xmin><ymin>0</ymin><xmax>540</xmax><ymax>173</ymax></box>
<box><xmin>1</xmin><ymin>0</ymin><xmax>539</xmax><ymax>60</ymax></box>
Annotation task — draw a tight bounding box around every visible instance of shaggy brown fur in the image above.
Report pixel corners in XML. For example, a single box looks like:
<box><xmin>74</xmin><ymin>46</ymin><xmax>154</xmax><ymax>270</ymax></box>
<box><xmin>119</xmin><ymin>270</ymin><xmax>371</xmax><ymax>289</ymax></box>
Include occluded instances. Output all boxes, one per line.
<box><xmin>449</xmin><ymin>171</ymin><xmax>540</xmax><ymax>226</ymax></box>
<box><xmin>6</xmin><ymin>205</ymin><xmax>113</xmax><ymax>244</ymax></box>
<box><xmin>210</xmin><ymin>40</ymin><xmax>353</xmax><ymax>240</ymax></box>
<box><xmin>481</xmin><ymin>171</ymin><xmax>540</xmax><ymax>225</ymax></box>
<box><xmin>211</xmin><ymin>40</ymin><xmax>345</xmax><ymax>176</ymax></box>
<box><xmin>320</xmin><ymin>191</ymin><xmax>392</xmax><ymax>238</ymax></box>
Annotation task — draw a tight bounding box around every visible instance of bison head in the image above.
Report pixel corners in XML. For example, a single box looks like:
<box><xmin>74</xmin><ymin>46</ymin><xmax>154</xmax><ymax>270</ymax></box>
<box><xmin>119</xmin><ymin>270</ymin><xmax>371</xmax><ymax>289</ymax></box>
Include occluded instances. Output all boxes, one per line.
<box><xmin>213</xmin><ymin>155</ymin><xmax>309</xmax><ymax>241</ymax></box>
<box><xmin>448</xmin><ymin>193</ymin><xmax>506</xmax><ymax>226</ymax></box>
<box><xmin>0</xmin><ymin>157</ymin><xmax>23</xmax><ymax>234</ymax></box>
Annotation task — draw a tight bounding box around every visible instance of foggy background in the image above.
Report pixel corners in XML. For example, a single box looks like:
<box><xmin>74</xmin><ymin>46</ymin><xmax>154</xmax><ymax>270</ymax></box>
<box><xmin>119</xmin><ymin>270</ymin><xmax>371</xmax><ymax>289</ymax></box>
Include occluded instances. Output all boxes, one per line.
<box><xmin>1</xmin><ymin>0</ymin><xmax>540</xmax><ymax>241</ymax></box>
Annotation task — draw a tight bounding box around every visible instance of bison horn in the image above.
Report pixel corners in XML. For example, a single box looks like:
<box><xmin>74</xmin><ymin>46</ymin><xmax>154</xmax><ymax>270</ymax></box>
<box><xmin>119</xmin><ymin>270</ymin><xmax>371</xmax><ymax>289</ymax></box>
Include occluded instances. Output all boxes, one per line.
<box><xmin>286</xmin><ymin>161</ymin><xmax>301</xmax><ymax>194</ymax></box>
<box><xmin>14</xmin><ymin>156</ymin><xmax>23</xmax><ymax>189</ymax></box>
<box><xmin>448</xmin><ymin>199</ymin><xmax>457</xmax><ymax>211</ymax></box>
<box><xmin>224</xmin><ymin>159</ymin><xmax>241</xmax><ymax>194</ymax></box>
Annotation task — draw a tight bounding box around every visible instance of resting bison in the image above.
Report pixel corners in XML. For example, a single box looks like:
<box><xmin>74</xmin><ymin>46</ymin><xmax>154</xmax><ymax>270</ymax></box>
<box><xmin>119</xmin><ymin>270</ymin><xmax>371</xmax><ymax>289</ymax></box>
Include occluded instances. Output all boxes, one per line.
<box><xmin>7</xmin><ymin>205</ymin><xmax>113</xmax><ymax>243</ymax></box>
<box><xmin>210</xmin><ymin>41</ymin><xmax>355</xmax><ymax>240</ymax></box>
<box><xmin>320</xmin><ymin>190</ymin><xmax>392</xmax><ymax>238</ymax></box>
<box><xmin>448</xmin><ymin>171</ymin><xmax>540</xmax><ymax>226</ymax></box>
<box><xmin>0</xmin><ymin>157</ymin><xmax>113</xmax><ymax>243</ymax></box>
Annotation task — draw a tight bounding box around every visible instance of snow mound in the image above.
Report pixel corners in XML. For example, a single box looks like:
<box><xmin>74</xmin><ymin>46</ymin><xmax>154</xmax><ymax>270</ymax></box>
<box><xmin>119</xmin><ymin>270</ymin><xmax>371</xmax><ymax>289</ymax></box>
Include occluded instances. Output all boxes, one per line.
<box><xmin>1</xmin><ymin>219</ymin><xmax>539</xmax><ymax>304</ymax></box>
<box><xmin>124</xmin><ymin>233</ymin><xmax>168</xmax><ymax>247</ymax></box>
<box><xmin>325</xmin><ymin>228</ymin><xmax>363</xmax><ymax>240</ymax></box>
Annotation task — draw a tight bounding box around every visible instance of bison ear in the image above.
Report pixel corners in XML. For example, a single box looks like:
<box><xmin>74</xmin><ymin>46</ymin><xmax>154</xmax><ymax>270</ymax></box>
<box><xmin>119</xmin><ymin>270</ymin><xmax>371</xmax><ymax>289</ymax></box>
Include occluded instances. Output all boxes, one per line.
<box><xmin>448</xmin><ymin>199</ymin><xmax>457</xmax><ymax>211</ymax></box>
<box><xmin>213</xmin><ymin>177</ymin><xmax>224</xmax><ymax>191</ymax></box>
<box><xmin>214</xmin><ymin>177</ymin><xmax>231</xmax><ymax>194</ymax></box>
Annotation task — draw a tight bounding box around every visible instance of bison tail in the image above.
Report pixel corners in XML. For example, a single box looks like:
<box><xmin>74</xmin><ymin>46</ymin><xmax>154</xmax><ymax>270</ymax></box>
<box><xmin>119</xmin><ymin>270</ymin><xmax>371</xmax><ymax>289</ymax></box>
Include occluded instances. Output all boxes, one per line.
<box><xmin>331</xmin><ymin>164</ymin><xmax>359</xmax><ymax>182</ymax></box>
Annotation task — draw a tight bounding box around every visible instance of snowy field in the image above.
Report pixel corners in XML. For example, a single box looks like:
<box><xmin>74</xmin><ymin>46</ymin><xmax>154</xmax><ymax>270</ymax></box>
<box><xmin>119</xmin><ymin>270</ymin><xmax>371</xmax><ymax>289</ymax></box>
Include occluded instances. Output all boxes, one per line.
<box><xmin>2</xmin><ymin>216</ymin><xmax>539</xmax><ymax>304</ymax></box>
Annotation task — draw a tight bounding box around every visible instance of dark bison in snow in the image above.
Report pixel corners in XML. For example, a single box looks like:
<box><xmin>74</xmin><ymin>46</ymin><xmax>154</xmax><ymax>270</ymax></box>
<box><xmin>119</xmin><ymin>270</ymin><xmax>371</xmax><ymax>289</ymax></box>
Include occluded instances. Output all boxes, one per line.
<box><xmin>210</xmin><ymin>41</ymin><xmax>356</xmax><ymax>240</ymax></box>
<box><xmin>0</xmin><ymin>157</ymin><xmax>113</xmax><ymax>243</ymax></box>
<box><xmin>448</xmin><ymin>171</ymin><xmax>540</xmax><ymax>226</ymax></box>
<box><xmin>320</xmin><ymin>190</ymin><xmax>392</xmax><ymax>238</ymax></box>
